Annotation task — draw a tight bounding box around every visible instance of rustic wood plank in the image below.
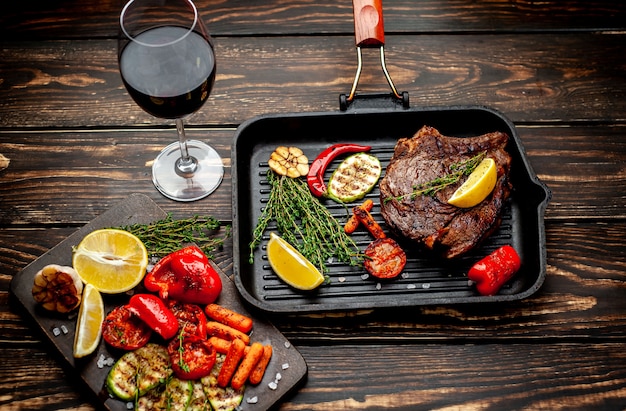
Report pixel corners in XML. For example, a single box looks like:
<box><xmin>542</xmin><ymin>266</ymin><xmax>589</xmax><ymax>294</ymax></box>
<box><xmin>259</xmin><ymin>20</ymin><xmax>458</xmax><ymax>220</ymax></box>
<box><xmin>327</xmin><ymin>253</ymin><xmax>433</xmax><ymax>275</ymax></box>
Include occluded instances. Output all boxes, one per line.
<box><xmin>1</xmin><ymin>342</ymin><xmax>625</xmax><ymax>410</ymax></box>
<box><xmin>2</xmin><ymin>0</ymin><xmax>625</xmax><ymax>39</ymax></box>
<box><xmin>1</xmin><ymin>124</ymin><xmax>623</xmax><ymax>225</ymax></box>
<box><xmin>1</xmin><ymin>33</ymin><xmax>625</xmax><ymax>128</ymax></box>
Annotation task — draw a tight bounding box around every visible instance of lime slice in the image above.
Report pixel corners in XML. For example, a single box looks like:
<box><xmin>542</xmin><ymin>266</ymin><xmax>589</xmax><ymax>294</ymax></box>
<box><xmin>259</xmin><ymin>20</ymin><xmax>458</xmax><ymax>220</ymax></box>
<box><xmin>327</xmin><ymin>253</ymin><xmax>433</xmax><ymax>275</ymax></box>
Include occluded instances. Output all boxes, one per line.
<box><xmin>448</xmin><ymin>158</ymin><xmax>497</xmax><ymax>208</ymax></box>
<box><xmin>266</xmin><ymin>232</ymin><xmax>324</xmax><ymax>290</ymax></box>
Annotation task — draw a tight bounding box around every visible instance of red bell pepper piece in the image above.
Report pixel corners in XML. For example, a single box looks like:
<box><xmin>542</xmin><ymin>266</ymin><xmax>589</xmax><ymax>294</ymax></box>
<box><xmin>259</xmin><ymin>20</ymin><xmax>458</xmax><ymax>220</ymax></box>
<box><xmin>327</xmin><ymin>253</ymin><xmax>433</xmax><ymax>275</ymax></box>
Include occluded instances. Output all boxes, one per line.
<box><xmin>144</xmin><ymin>245</ymin><xmax>222</xmax><ymax>305</ymax></box>
<box><xmin>167</xmin><ymin>336</ymin><xmax>216</xmax><ymax>380</ymax></box>
<box><xmin>167</xmin><ymin>300</ymin><xmax>208</xmax><ymax>340</ymax></box>
<box><xmin>467</xmin><ymin>245</ymin><xmax>521</xmax><ymax>296</ymax></box>
<box><xmin>127</xmin><ymin>293</ymin><xmax>179</xmax><ymax>340</ymax></box>
<box><xmin>306</xmin><ymin>143</ymin><xmax>372</xmax><ymax>198</ymax></box>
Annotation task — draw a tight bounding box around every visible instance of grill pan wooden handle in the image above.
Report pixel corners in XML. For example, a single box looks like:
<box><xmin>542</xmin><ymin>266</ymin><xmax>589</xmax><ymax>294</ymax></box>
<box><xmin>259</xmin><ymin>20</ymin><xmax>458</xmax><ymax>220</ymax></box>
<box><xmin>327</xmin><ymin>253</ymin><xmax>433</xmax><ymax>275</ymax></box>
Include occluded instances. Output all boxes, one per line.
<box><xmin>353</xmin><ymin>0</ymin><xmax>385</xmax><ymax>47</ymax></box>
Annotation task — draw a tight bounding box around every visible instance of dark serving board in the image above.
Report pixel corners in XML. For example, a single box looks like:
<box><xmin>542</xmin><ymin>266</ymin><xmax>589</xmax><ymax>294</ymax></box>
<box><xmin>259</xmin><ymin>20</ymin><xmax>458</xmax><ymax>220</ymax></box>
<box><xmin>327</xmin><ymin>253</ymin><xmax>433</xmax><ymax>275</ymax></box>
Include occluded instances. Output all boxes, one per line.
<box><xmin>10</xmin><ymin>193</ymin><xmax>307</xmax><ymax>411</ymax></box>
<box><xmin>232</xmin><ymin>105</ymin><xmax>551</xmax><ymax>313</ymax></box>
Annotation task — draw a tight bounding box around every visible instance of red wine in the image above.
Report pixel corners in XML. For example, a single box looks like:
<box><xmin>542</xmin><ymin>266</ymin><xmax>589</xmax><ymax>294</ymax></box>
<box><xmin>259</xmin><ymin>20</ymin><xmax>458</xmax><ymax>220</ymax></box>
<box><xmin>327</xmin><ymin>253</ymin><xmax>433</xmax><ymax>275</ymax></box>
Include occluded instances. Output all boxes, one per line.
<box><xmin>120</xmin><ymin>26</ymin><xmax>216</xmax><ymax>119</ymax></box>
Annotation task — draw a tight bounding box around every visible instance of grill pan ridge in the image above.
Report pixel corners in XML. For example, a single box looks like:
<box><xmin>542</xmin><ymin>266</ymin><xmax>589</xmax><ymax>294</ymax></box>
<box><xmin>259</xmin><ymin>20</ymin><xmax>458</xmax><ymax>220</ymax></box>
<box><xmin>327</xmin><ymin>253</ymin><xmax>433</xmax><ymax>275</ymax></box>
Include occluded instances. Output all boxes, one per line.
<box><xmin>232</xmin><ymin>106</ymin><xmax>551</xmax><ymax>313</ymax></box>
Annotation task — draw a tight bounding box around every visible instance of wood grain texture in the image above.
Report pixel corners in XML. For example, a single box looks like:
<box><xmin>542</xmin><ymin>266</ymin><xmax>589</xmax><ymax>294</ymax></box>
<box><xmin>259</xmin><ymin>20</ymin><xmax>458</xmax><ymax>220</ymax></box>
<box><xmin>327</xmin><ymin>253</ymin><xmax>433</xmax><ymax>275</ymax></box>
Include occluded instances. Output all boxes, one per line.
<box><xmin>1</xmin><ymin>33</ymin><xmax>624</xmax><ymax>128</ymax></box>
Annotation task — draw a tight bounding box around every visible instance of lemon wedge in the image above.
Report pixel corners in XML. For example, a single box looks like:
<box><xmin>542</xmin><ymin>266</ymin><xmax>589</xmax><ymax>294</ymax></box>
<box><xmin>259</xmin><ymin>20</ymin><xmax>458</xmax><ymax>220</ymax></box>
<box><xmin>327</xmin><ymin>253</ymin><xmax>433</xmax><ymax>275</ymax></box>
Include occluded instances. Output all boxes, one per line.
<box><xmin>73</xmin><ymin>283</ymin><xmax>104</xmax><ymax>358</ymax></box>
<box><xmin>266</xmin><ymin>232</ymin><xmax>325</xmax><ymax>290</ymax></box>
<box><xmin>72</xmin><ymin>228</ymin><xmax>148</xmax><ymax>294</ymax></box>
<box><xmin>448</xmin><ymin>158</ymin><xmax>497</xmax><ymax>208</ymax></box>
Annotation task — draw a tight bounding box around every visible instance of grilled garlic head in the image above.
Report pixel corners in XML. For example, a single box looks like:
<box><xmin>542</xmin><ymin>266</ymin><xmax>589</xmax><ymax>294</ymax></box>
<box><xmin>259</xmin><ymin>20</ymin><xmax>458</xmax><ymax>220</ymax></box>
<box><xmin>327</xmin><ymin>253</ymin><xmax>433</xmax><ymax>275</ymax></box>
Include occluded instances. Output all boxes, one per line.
<box><xmin>32</xmin><ymin>264</ymin><xmax>83</xmax><ymax>313</ymax></box>
<box><xmin>268</xmin><ymin>146</ymin><xmax>309</xmax><ymax>178</ymax></box>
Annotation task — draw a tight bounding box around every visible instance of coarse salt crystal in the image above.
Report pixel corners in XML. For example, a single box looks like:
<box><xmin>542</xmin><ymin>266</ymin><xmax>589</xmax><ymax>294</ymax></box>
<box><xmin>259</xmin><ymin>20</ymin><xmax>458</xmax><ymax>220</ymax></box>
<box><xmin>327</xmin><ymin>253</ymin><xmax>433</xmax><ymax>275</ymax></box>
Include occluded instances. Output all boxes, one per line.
<box><xmin>361</xmin><ymin>274</ymin><xmax>369</xmax><ymax>280</ymax></box>
<box><xmin>407</xmin><ymin>284</ymin><xmax>416</xmax><ymax>289</ymax></box>
<box><xmin>268</xmin><ymin>381</ymin><xmax>278</xmax><ymax>390</ymax></box>
<box><xmin>281</xmin><ymin>363</ymin><xmax>289</xmax><ymax>370</ymax></box>
<box><xmin>275</xmin><ymin>372</ymin><xmax>282</xmax><ymax>381</ymax></box>
<box><xmin>246</xmin><ymin>396</ymin><xmax>258</xmax><ymax>404</ymax></box>
<box><xmin>52</xmin><ymin>327</ymin><xmax>61</xmax><ymax>337</ymax></box>
<box><xmin>284</xmin><ymin>341</ymin><xmax>291</xmax><ymax>348</ymax></box>
<box><xmin>422</xmin><ymin>283</ymin><xmax>431</xmax><ymax>289</ymax></box>
<box><xmin>375</xmin><ymin>283</ymin><xmax>382</xmax><ymax>290</ymax></box>
<box><xmin>60</xmin><ymin>325</ymin><xmax>69</xmax><ymax>334</ymax></box>
<box><xmin>126</xmin><ymin>401</ymin><xmax>134</xmax><ymax>409</ymax></box>
<box><xmin>106</xmin><ymin>357</ymin><xmax>115</xmax><ymax>366</ymax></box>
<box><xmin>401</xmin><ymin>272</ymin><xmax>410</xmax><ymax>279</ymax></box>
<box><xmin>338</xmin><ymin>277</ymin><xmax>346</xmax><ymax>282</ymax></box>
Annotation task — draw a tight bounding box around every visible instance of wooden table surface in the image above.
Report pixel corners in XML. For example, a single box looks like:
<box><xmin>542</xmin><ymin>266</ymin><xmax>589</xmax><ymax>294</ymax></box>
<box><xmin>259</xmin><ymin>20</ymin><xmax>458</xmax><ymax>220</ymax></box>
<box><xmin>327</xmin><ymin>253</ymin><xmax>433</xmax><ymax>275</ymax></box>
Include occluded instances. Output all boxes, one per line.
<box><xmin>1</xmin><ymin>1</ymin><xmax>625</xmax><ymax>409</ymax></box>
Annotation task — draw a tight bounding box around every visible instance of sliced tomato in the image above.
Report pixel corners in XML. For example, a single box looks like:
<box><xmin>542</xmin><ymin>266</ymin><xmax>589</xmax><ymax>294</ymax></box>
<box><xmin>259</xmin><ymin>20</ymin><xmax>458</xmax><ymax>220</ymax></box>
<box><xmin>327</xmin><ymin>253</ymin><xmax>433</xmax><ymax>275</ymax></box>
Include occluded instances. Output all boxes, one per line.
<box><xmin>167</xmin><ymin>300</ymin><xmax>207</xmax><ymax>340</ymax></box>
<box><xmin>364</xmin><ymin>238</ymin><xmax>407</xmax><ymax>279</ymax></box>
<box><xmin>102</xmin><ymin>304</ymin><xmax>152</xmax><ymax>350</ymax></box>
<box><xmin>167</xmin><ymin>337</ymin><xmax>216</xmax><ymax>380</ymax></box>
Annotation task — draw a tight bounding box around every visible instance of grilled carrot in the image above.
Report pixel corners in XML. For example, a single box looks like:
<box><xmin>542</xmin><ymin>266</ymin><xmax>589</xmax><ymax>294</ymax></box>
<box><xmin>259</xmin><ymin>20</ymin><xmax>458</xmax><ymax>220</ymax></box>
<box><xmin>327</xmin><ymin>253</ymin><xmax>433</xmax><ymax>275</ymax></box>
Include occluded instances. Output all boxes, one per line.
<box><xmin>249</xmin><ymin>344</ymin><xmax>273</xmax><ymax>385</ymax></box>
<box><xmin>206</xmin><ymin>321</ymin><xmax>250</xmax><ymax>345</ymax></box>
<box><xmin>217</xmin><ymin>338</ymin><xmax>246</xmax><ymax>387</ymax></box>
<box><xmin>231</xmin><ymin>342</ymin><xmax>264</xmax><ymax>390</ymax></box>
<box><xmin>205</xmin><ymin>304</ymin><xmax>253</xmax><ymax>334</ymax></box>
<box><xmin>344</xmin><ymin>199</ymin><xmax>374</xmax><ymax>234</ymax></box>
<box><xmin>209</xmin><ymin>336</ymin><xmax>232</xmax><ymax>354</ymax></box>
<box><xmin>354</xmin><ymin>205</ymin><xmax>386</xmax><ymax>239</ymax></box>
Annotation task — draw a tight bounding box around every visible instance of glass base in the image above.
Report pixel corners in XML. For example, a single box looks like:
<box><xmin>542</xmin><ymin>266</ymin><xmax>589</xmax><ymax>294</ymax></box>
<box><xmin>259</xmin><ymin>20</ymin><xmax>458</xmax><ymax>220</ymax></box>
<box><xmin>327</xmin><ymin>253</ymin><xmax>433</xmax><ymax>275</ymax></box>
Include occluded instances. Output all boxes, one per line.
<box><xmin>152</xmin><ymin>140</ymin><xmax>224</xmax><ymax>202</ymax></box>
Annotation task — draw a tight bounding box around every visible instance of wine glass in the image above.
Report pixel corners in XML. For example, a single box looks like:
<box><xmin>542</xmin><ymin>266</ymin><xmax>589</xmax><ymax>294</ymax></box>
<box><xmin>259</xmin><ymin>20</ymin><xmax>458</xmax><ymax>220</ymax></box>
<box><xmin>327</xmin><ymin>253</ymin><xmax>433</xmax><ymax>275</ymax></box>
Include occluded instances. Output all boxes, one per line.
<box><xmin>119</xmin><ymin>0</ymin><xmax>223</xmax><ymax>201</ymax></box>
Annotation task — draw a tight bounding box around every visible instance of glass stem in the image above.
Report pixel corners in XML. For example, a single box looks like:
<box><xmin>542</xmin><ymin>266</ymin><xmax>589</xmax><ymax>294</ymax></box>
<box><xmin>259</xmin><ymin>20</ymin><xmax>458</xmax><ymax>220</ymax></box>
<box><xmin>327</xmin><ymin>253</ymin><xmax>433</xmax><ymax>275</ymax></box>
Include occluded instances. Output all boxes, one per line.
<box><xmin>175</xmin><ymin>118</ymin><xmax>197</xmax><ymax>176</ymax></box>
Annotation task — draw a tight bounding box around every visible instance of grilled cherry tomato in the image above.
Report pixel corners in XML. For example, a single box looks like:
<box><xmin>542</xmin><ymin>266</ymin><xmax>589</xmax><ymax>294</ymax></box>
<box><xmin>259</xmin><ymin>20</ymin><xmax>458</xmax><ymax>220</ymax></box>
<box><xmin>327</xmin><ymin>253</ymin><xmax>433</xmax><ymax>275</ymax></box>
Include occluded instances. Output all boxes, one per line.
<box><xmin>167</xmin><ymin>336</ymin><xmax>216</xmax><ymax>380</ymax></box>
<box><xmin>167</xmin><ymin>300</ymin><xmax>207</xmax><ymax>340</ymax></box>
<box><xmin>144</xmin><ymin>245</ymin><xmax>222</xmax><ymax>305</ymax></box>
<box><xmin>102</xmin><ymin>305</ymin><xmax>152</xmax><ymax>350</ymax></box>
<box><xmin>364</xmin><ymin>238</ymin><xmax>407</xmax><ymax>279</ymax></box>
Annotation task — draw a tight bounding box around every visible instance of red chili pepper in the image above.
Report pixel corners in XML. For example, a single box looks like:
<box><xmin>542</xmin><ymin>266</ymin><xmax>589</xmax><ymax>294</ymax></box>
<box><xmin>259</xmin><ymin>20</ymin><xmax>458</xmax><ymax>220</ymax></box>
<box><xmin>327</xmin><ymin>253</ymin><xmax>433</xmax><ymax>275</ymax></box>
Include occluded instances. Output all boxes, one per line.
<box><xmin>127</xmin><ymin>293</ymin><xmax>179</xmax><ymax>340</ymax></box>
<box><xmin>306</xmin><ymin>143</ymin><xmax>372</xmax><ymax>198</ymax></box>
<box><xmin>467</xmin><ymin>245</ymin><xmax>521</xmax><ymax>296</ymax></box>
<box><xmin>144</xmin><ymin>245</ymin><xmax>222</xmax><ymax>305</ymax></box>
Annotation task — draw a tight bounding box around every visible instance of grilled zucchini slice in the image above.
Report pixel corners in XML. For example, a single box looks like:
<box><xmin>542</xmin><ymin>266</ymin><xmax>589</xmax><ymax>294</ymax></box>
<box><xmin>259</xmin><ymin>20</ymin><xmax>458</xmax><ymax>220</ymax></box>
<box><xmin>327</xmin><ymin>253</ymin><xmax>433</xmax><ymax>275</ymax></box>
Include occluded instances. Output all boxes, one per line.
<box><xmin>201</xmin><ymin>354</ymin><xmax>244</xmax><ymax>411</ymax></box>
<box><xmin>328</xmin><ymin>152</ymin><xmax>382</xmax><ymax>202</ymax></box>
<box><xmin>137</xmin><ymin>376</ymin><xmax>193</xmax><ymax>411</ymax></box>
<box><xmin>106</xmin><ymin>343</ymin><xmax>173</xmax><ymax>401</ymax></box>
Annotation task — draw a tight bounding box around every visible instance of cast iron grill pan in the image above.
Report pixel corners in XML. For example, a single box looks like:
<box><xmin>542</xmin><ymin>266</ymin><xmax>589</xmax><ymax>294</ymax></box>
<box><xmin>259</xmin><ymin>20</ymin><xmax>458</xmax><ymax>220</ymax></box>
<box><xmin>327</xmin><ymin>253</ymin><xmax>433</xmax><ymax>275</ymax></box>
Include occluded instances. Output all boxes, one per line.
<box><xmin>232</xmin><ymin>106</ymin><xmax>551</xmax><ymax>313</ymax></box>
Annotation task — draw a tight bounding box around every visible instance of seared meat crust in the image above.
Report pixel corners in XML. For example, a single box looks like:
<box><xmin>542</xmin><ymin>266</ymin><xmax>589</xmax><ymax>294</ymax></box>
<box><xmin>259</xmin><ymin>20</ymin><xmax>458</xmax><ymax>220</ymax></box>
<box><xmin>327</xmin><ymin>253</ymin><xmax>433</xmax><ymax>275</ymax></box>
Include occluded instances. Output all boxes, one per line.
<box><xmin>379</xmin><ymin>126</ymin><xmax>512</xmax><ymax>258</ymax></box>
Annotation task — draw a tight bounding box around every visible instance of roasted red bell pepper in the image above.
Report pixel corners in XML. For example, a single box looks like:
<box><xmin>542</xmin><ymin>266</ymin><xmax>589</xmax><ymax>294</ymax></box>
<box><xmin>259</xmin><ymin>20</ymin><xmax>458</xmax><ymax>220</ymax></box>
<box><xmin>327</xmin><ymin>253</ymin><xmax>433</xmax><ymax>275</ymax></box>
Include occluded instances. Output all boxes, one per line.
<box><xmin>127</xmin><ymin>293</ymin><xmax>179</xmax><ymax>340</ymax></box>
<box><xmin>167</xmin><ymin>300</ymin><xmax>208</xmax><ymax>340</ymax></box>
<box><xmin>467</xmin><ymin>245</ymin><xmax>521</xmax><ymax>296</ymax></box>
<box><xmin>144</xmin><ymin>245</ymin><xmax>222</xmax><ymax>305</ymax></box>
<box><xmin>307</xmin><ymin>143</ymin><xmax>372</xmax><ymax>198</ymax></box>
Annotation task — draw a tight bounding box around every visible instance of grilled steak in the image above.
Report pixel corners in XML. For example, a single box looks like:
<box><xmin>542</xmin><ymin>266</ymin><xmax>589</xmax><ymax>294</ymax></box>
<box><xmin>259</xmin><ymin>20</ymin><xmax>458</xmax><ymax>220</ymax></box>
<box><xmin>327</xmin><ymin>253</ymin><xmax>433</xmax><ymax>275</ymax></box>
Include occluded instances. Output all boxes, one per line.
<box><xmin>379</xmin><ymin>126</ymin><xmax>512</xmax><ymax>258</ymax></box>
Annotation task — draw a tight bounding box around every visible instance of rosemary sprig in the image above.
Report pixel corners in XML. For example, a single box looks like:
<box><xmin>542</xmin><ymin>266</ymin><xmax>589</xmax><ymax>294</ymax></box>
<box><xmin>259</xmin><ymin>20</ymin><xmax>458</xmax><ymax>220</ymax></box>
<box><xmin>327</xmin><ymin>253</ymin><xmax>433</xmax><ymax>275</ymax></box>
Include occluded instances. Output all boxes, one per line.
<box><xmin>385</xmin><ymin>152</ymin><xmax>486</xmax><ymax>203</ymax></box>
<box><xmin>249</xmin><ymin>171</ymin><xmax>362</xmax><ymax>273</ymax></box>
<box><xmin>118</xmin><ymin>213</ymin><xmax>230</xmax><ymax>258</ymax></box>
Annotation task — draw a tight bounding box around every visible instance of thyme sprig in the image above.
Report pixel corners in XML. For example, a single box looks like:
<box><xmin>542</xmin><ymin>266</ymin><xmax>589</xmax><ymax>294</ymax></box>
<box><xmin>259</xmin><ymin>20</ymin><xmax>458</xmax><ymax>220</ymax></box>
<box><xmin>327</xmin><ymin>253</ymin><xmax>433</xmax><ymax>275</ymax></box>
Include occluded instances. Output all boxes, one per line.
<box><xmin>118</xmin><ymin>213</ymin><xmax>230</xmax><ymax>258</ymax></box>
<box><xmin>386</xmin><ymin>151</ymin><xmax>486</xmax><ymax>203</ymax></box>
<box><xmin>249</xmin><ymin>171</ymin><xmax>362</xmax><ymax>273</ymax></box>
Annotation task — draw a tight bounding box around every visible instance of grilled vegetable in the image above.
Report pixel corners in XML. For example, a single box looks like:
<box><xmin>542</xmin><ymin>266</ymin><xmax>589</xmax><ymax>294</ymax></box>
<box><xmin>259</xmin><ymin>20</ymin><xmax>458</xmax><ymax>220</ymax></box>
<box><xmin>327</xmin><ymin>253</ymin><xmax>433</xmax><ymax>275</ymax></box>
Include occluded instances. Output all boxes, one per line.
<box><xmin>204</xmin><ymin>304</ymin><xmax>253</xmax><ymax>334</ymax></box>
<box><xmin>168</xmin><ymin>301</ymin><xmax>208</xmax><ymax>340</ymax></box>
<box><xmin>268</xmin><ymin>146</ymin><xmax>309</xmax><ymax>178</ymax></box>
<box><xmin>307</xmin><ymin>143</ymin><xmax>372</xmax><ymax>199</ymax></box>
<box><xmin>127</xmin><ymin>294</ymin><xmax>179</xmax><ymax>340</ymax></box>
<box><xmin>201</xmin><ymin>354</ymin><xmax>245</xmax><ymax>411</ymax></box>
<box><xmin>168</xmin><ymin>336</ymin><xmax>216</xmax><ymax>380</ymax></box>
<box><xmin>106</xmin><ymin>343</ymin><xmax>173</xmax><ymax>401</ymax></box>
<box><xmin>102</xmin><ymin>304</ymin><xmax>152</xmax><ymax>351</ymax></box>
<box><xmin>345</xmin><ymin>199</ymin><xmax>374</xmax><ymax>234</ymax></box>
<box><xmin>354</xmin><ymin>203</ymin><xmax>386</xmax><ymax>239</ymax></box>
<box><xmin>249</xmin><ymin>344</ymin><xmax>273</xmax><ymax>385</ymax></box>
<box><xmin>364</xmin><ymin>238</ymin><xmax>407</xmax><ymax>279</ymax></box>
<box><xmin>144</xmin><ymin>245</ymin><xmax>222</xmax><ymax>305</ymax></box>
<box><xmin>328</xmin><ymin>152</ymin><xmax>382</xmax><ymax>202</ymax></box>
<box><xmin>467</xmin><ymin>245</ymin><xmax>521</xmax><ymax>295</ymax></box>
<box><xmin>31</xmin><ymin>264</ymin><xmax>83</xmax><ymax>313</ymax></box>
<box><xmin>137</xmin><ymin>376</ymin><xmax>193</xmax><ymax>411</ymax></box>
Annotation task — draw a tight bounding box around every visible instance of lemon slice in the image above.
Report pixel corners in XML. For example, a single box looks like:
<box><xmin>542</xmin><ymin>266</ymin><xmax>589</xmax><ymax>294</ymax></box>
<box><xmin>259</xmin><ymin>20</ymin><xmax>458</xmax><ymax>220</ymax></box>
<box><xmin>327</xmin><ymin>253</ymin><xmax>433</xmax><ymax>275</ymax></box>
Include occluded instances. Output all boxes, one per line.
<box><xmin>72</xmin><ymin>228</ymin><xmax>148</xmax><ymax>294</ymax></box>
<box><xmin>448</xmin><ymin>158</ymin><xmax>497</xmax><ymax>208</ymax></box>
<box><xmin>73</xmin><ymin>283</ymin><xmax>104</xmax><ymax>358</ymax></box>
<box><xmin>266</xmin><ymin>232</ymin><xmax>325</xmax><ymax>290</ymax></box>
